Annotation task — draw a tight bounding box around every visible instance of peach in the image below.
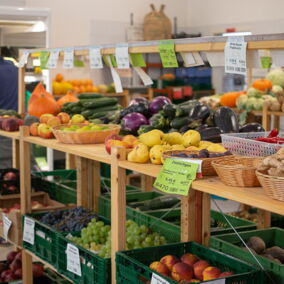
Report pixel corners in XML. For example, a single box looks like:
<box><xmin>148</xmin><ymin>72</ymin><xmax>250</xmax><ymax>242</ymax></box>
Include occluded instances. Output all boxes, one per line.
<box><xmin>171</xmin><ymin>262</ymin><xmax>193</xmax><ymax>282</ymax></box>
<box><xmin>193</xmin><ymin>260</ymin><xmax>209</xmax><ymax>280</ymax></box>
<box><xmin>202</xmin><ymin>266</ymin><xmax>221</xmax><ymax>281</ymax></box>
<box><xmin>38</xmin><ymin>123</ymin><xmax>54</xmax><ymax>139</ymax></box>
<box><xmin>149</xmin><ymin>261</ymin><xmax>170</xmax><ymax>276</ymax></box>
<box><xmin>219</xmin><ymin>271</ymin><xmax>233</xmax><ymax>278</ymax></box>
<box><xmin>181</xmin><ymin>253</ymin><xmax>199</xmax><ymax>266</ymax></box>
<box><xmin>160</xmin><ymin>255</ymin><xmax>180</xmax><ymax>271</ymax></box>
<box><xmin>30</xmin><ymin>122</ymin><xmax>39</xmax><ymax>136</ymax></box>
<box><xmin>122</xmin><ymin>135</ymin><xmax>138</xmax><ymax>148</ymax></box>
<box><xmin>46</xmin><ymin>116</ymin><xmax>61</xmax><ymax>127</ymax></box>
<box><xmin>57</xmin><ymin>112</ymin><xmax>70</xmax><ymax>124</ymax></box>
<box><xmin>40</xmin><ymin>114</ymin><xmax>54</xmax><ymax>124</ymax></box>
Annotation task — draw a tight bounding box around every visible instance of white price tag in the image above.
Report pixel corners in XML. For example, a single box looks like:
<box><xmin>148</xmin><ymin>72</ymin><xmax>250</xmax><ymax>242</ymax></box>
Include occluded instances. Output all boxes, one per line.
<box><xmin>225</xmin><ymin>36</ymin><xmax>247</xmax><ymax>75</ymax></box>
<box><xmin>115</xmin><ymin>45</ymin><xmax>130</xmax><ymax>69</ymax></box>
<box><xmin>90</xmin><ymin>47</ymin><xmax>103</xmax><ymax>69</ymax></box>
<box><xmin>106</xmin><ymin>55</ymin><xmax>123</xmax><ymax>93</ymax></box>
<box><xmin>181</xmin><ymin>52</ymin><xmax>204</xmax><ymax>67</ymax></box>
<box><xmin>151</xmin><ymin>273</ymin><xmax>170</xmax><ymax>284</ymax></box>
<box><xmin>46</xmin><ymin>50</ymin><xmax>60</xmax><ymax>69</ymax></box>
<box><xmin>66</xmin><ymin>243</ymin><xmax>81</xmax><ymax>276</ymax></box>
<box><xmin>23</xmin><ymin>217</ymin><xmax>35</xmax><ymax>245</ymax></box>
<box><xmin>18</xmin><ymin>51</ymin><xmax>29</xmax><ymax>68</ymax></box>
<box><xmin>3</xmin><ymin>214</ymin><xmax>12</xmax><ymax>241</ymax></box>
<box><xmin>208</xmin><ymin>279</ymin><xmax>225</xmax><ymax>284</ymax></box>
<box><xmin>63</xmin><ymin>49</ymin><xmax>74</xmax><ymax>69</ymax></box>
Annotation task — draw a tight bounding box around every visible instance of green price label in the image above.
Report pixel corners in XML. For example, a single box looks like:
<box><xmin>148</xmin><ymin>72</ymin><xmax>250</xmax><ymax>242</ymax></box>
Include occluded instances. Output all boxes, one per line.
<box><xmin>159</xmin><ymin>40</ymin><xmax>178</xmax><ymax>68</ymax></box>
<box><xmin>261</xmin><ymin>56</ymin><xmax>272</xmax><ymax>69</ymax></box>
<box><xmin>102</xmin><ymin>55</ymin><xmax>117</xmax><ymax>67</ymax></box>
<box><xmin>130</xmin><ymin>53</ymin><xmax>146</xmax><ymax>67</ymax></box>
<box><xmin>154</xmin><ymin>159</ymin><xmax>199</xmax><ymax>196</ymax></box>
<box><xmin>40</xmin><ymin>51</ymin><xmax>49</xmax><ymax>69</ymax></box>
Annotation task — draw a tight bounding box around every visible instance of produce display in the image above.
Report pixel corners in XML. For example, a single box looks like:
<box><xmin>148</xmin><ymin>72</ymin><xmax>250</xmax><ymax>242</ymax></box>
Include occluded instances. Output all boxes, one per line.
<box><xmin>70</xmin><ymin>218</ymin><xmax>166</xmax><ymax>258</ymax></box>
<box><xmin>0</xmin><ymin>110</ymin><xmax>23</xmax><ymax>132</ymax></box>
<box><xmin>149</xmin><ymin>252</ymin><xmax>233</xmax><ymax>282</ymax></box>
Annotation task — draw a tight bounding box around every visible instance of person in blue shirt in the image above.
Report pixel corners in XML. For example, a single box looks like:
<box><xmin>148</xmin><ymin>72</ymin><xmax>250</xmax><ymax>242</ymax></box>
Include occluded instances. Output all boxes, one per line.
<box><xmin>0</xmin><ymin>56</ymin><xmax>18</xmax><ymax>168</ymax></box>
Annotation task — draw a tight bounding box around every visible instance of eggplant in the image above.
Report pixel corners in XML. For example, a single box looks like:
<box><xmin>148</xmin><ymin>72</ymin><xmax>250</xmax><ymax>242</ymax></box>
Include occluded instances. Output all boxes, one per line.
<box><xmin>163</xmin><ymin>104</ymin><xmax>176</xmax><ymax>120</ymax></box>
<box><xmin>205</xmin><ymin>110</ymin><xmax>216</xmax><ymax>127</ymax></box>
<box><xmin>179</xmin><ymin>125</ymin><xmax>191</xmax><ymax>133</ymax></box>
<box><xmin>239</xmin><ymin>123</ymin><xmax>265</xmax><ymax>133</ymax></box>
<box><xmin>188</xmin><ymin>104</ymin><xmax>210</xmax><ymax>121</ymax></box>
<box><xmin>149</xmin><ymin>113</ymin><xmax>166</xmax><ymax>129</ymax></box>
<box><xmin>198</xmin><ymin>127</ymin><xmax>222</xmax><ymax>143</ymax></box>
<box><xmin>120</xmin><ymin>103</ymin><xmax>150</xmax><ymax>118</ymax></box>
<box><xmin>195</xmin><ymin>124</ymin><xmax>208</xmax><ymax>132</ymax></box>
<box><xmin>214</xmin><ymin>107</ymin><xmax>239</xmax><ymax>133</ymax></box>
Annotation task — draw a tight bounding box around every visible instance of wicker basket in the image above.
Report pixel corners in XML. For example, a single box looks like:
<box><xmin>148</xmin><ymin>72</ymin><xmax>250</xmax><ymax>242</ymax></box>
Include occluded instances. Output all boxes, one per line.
<box><xmin>163</xmin><ymin>150</ymin><xmax>232</xmax><ymax>176</ymax></box>
<box><xmin>52</xmin><ymin>124</ymin><xmax>120</xmax><ymax>144</ymax></box>
<box><xmin>212</xmin><ymin>157</ymin><xmax>263</xmax><ymax>187</ymax></box>
<box><xmin>256</xmin><ymin>171</ymin><xmax>284</xmax><ymax>201</ymax></box>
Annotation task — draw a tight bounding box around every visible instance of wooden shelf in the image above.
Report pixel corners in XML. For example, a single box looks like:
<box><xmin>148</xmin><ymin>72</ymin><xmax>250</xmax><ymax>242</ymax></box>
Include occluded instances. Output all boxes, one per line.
<box><xmin>267</xmin><ymin>111</ymin><xmax>284</xmax><ymax>116</ymax></box>
<box><xmin>0</xmin><ymin>130</ymin><xmax>20</xmax><ymax>139</ymax></box>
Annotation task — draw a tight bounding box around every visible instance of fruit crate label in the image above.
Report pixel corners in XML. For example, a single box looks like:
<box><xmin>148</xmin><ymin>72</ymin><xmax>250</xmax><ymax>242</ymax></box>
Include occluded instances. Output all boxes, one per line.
<box><xmin>18</xmin><ymin>51</ymin><xmax>29</xmax><ymax>68</ymax></box>
<box><xmin>66</xmin><ymin>243</ymin><xmax>81</xmax><ymax>276</ymax></box>
<box><xmin>151</xmin><ymin>273</ymin><xmax>170</xmax><ymax>284</ymax></box>
<box><xmin>23</xmin><ymin>217</ymin><xmax>35</xmax><ymax>245</ymax></box>
<box><xmin>46</xmin><ymin>50</ymin><xmax>59</xmax><ymax>69</ymax></box>
<box><xmin>3</xmin><ymin>214</ymin><xmax>12</xmax><ymax>241</ymax></box>
<box><xmin>63</xmin><ymin>49</ymin><xmax>74</xmax><ymax>69</ymax></box>
<box><xmin>115</xmin><ymin>45</ymin><xmax>130</xmax><ymax>69</ymax></box>
<box><xmin>130</xmin><ymin>53</ymin><xmax>146</xmax><ymax>67</ymax></box>
<box><xmin>225</xmin><ymin>36</ymin><xmax>247</xmax><ymax>75</ymax></box>
<box><xmin>159</xmin><ymin>40</ymin><xmax>178</xmax><ymax>68</ymax></box>
<box><xmin>90</xmin><ymin>47</ymin><xmax>103</xmax><ymax>69</ymax></box>
<box><xmin>154</xmin><ymin>158</ymin><xmax>199</xmax><ymax>196</ymax></box>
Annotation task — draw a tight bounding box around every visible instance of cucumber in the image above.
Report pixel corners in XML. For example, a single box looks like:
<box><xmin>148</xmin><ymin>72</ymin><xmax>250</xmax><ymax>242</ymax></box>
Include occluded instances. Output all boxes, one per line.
<box><xmin>86</xmin><ymin>104</ymin><xmax>120</xmax><ymax>113</ymax></box>
<box><xmin>81</xmin><ymin>109</ymin><xmax>95</xmax><ymax>118</ymax></box>
<box><xmin>170</xmin><ymin>116</ymin><xmax>191</xmax><ymax>129</ymax></box>
<box><xmin>82</xmin><ymin>98</ymin><xmax>118</xmax><ymax>109</ymax></box>
<box><xmin>78</xmin><ymin>93</ymin><xmax>103</xmax><ymax>99</ymax></box>
<box><xmin>90</xmin><ymin>111</ymin><xmax>112</xmax><ymax>119</ymax></box>
<box><xmin>175</xmin><ymin>106</ymin><xmax>190</xmax><ymax>117</ymax></box>
<box><xmin>163</xmin><ymin>104</ymin><xmax>176</xmax><ymax>119</ymax></box>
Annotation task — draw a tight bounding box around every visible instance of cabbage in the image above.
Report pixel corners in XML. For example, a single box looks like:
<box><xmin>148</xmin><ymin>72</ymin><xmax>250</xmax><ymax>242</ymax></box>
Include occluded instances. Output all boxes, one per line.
<box><xmin>236</xmin><ymin>94</ymin><xmax>248</xmax><ymax>110</ymax></box>
<box><xmin>246</xmin><ymin>97</ymin><xmax>258</xmax><ymax>111</ymax></box>
<box><xmin>247</xmin><ymin>87</ymin><xmax>264</xmax><ymax>98</ymax></box>
<box><xmin>266</xmin><ymin>69</ymin><xmax>284</xmax><ymax>87</ymax></box>
<box><xmin>253</xmin><ymin>98</ymin><xmax>264</xmax><ymax>111</ymax></box>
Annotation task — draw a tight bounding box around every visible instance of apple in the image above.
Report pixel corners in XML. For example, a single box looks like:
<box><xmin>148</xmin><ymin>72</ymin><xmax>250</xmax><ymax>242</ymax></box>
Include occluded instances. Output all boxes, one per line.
<box><xmin>2</xmin><ymin>171</ymin><xmax>18</xmax><ymax>181</ymax></box>
<box><xmin>105</xmin><ymin>134</ymin><xmax>122</xmax><ymax>143</ymax></box>
<box><xmin>219</xmin><ymin>271</ymin><xmax>233</xmax><ymax>278</ymax></box>
<box><xmin>160</xmin><ymin>255</ymin><xmax>180</xmax><ymax>271</ymax></box>
<box><xmin>181</xmin><ymin>253</ymin><xmax>199</xmax><ymax>266</ymax></box>
<box><xmin>30</xmin><ymin>122</ymin><xmax>39</xmax><ymax>136</ymax></box>
<box><xmin>6</xmin><ymin>251</ymin><xmax>18</xmax><ymax>264</ymax></box>
<box><xmin>149</xmin><ymin>261</ymin><xmax>170</xmax><ymax>276</ymax></box>
<box><xmin>32</xmin><ymin>263</ymin><xmax>44</xmax><ymax>277</ymax></box>
<box><xmin>10</xmin><ymin>259</ymin><xmax>22</xmax><ymax>271</ymax></box>
<box><xmin>46</xmin><ymin>116</ymin><xmax>61</xmax><ymax>127</ymax></box>
<box><xmin>122</xmin><ymin>135</ymin><xmax>138</xmax><ymax>148</ymax></box>
<box><xmin>71</xmin><ymin>114</ymin><xmax>85</xmax><ymax>124</ymax></box>
<box><xmin>193</xmin><ymin>260</ymin><xmax>210</xmax><ymax>280</ymax></box>
<box><xmin>38</xmin><ymin>123</ymin><xmax>54</xmax><ymax>139</ymax></box>
<box><xmin>40</xmin><ymin>113</ymin><xmax>54</xmax><ymax>124</ymax></box>
<box><xmin>171</xmin><ymin>262</ymin><xmax>194</xmax><ymax>282</ymax></box>
<box><xmin>14</xmin><ymin>268</ymin><xmax>22</xmax><ymax>279</ymax></box>
<box><xmin>57</xmin><ymin>112</ymin><xmax>70</xmax><ymax>124</ymax></box>
<box><xmin>202</xmin><ymin>266</ymin><xmax>221</xmax><ymax>280</ymax></box>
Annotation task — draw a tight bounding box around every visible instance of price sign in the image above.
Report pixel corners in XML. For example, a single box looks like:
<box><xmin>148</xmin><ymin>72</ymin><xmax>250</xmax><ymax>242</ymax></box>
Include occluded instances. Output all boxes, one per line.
<box><xmin>130</xmin><ymin>53</ymin><xmax>146</xmax><ymax>67</ymax></box>
<box><xmin>40</xmin><ymin>51</ymin><xmax>49</xmax><ymax>69</ymax></box>
<box><xmin>3</xmin><ymin>214</ymin><xmax>12</xmax><ymax>241</ymax></box>
<box><xmin>89</xmin><ymin>47</ymin><xmax>103</xmax><ymax>69</ymax></box>
<box><xmin>63</xmin><ymin>49</ymin><xmax>74</xmax><ymax>69</ymax></box>
<box><xmin>66</xmin><ymin>243</ymin><xmax>81</xmax><ymax>276</ymax></box>
<box><xmin>154</xmin><ymin>159</ymin><xmax>199</xmax><ymax>196</ymax></box>
<box><xmin>18</xmin><ymin>51</ymin><xmax>29</xmax><ymax>68</ymax></box>
<box><xmin>225</xmin><ymin>36</ymin><xmax>247</xmax><ymax>75</ymax></box>
<box><xmin>23</xmin><ymin>217</ymin><xmax>35</xmax><ymax>245</ymax></box>
<box><xmin>115</xmin><ymin>45</ymin><xmax>130</xmax><ymax>69</ymax></box>
<box><xmin>46</xmin><ymin>50</ymin><xmax>59</xmax><ymax>69</ymax></box>
<box><xmin>158</xmin><ymin>40</ymin><xmax>178</xmax><ymax>68</ymax></box>
<box><xmin>151</xmin><ymin>273</ymin><xmax>170</xmax><ymax>284</ymax></box>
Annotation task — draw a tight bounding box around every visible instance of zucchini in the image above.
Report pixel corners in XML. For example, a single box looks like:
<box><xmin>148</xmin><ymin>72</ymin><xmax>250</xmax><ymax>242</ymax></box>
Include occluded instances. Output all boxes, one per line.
<box><xmin>70</xmin><ymin>106</ymin><xmax>83</xmax><ymax>113</ymax></box>
<box><xmin>90</xmin><ymin>111</ymin><xmax>112</xmax><ymax>119</ymax></box>
<box><xmin>82</xmin><ymin>98</ymin><xmax>118</xmax><ymax>109</ymax></box>
<box><xmin>175</xmin><ymin>106</ymin><xmax>190</xmax><ymax>117</ymax></box>
<box><xmin>85</xmin><ymin>104</ymin><xmax>120</xmax><ymax>113</ymax></box>
<box><xmin>163</xmin><ymin>104</ymin><xmax>176</xmax><ymax>120</ymax></box>
<box><xmin>170</xmin><ymin>116</ymin><xmax>191</xmax><ymax>129</ymax></box>
<box><xmin>78</xmin><ymin>93</ymin><xmax>103</xmax><ymax>99</ymax></box>
<box><xmin>81</xmin><ymin>109</ymin><xmax>94</xmax><ymax>118</ymax></box>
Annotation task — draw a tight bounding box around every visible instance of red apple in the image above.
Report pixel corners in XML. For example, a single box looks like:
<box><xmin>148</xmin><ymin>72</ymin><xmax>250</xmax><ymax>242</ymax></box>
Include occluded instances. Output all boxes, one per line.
<box><xmin>32</xmin><ymin>263</ymin><xmax>44</xmax><ymax>277</ymax></box>
<box><xmin>40</xmin><ymin>113</ymin><xmax>54</xmax><ymax>124</ymax></box>
<box><xmin>14</xmin><ymin>268</ymin><xmax>22</xmax><ymax>279</ymax></box>
<box><xmin>57</xmin><ymin>112</ymin><xmax>70</xmax><ymax>124</ymax></box>
<box><xmin>6</xmin><ymin>251</ymin><xmax>18</xmax><ymax>264</ymax></box>
<box><xmin>2</xmin><ymin>171</ymin><xmax>17</xmax><ymax>181</ymax></box>
<box><xmin>122</xmin><ymin>135</ymin><xmax>138</xmax><ymax>148</ymax></box>
<box><xmin>46</xmin><ymin>116</ymin><xmax>61</xmax><ymax>127</ymax></box>
<box><xmin>38</xmin><ymin>123</ymin><xmax>54</xmax><ymax>139</ymax></box>
<box><xmin>10</xmin><ymin>258</ymin><xmax>22</xmax><ymax>271</ymax></box>
<box><xmin>30</xmin><ymin>122</ymin><xmax>39</xmax><ymax>136</ymax></box>
<box><xmin>105</xmin><ymin>134</ymin><xmax>122</xmax><ymax>143</ymax></box>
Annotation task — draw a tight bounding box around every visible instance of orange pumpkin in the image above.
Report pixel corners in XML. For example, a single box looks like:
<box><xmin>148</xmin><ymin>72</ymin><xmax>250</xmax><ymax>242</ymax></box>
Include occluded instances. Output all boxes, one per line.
<box><xmin>29</xmin><ymin>82</ymin><xmax>53</xmax><ymax>105</ymax></box>
<box><xmin>220</xmin><ymin>91</ymin><xmax>246</xmax><ymax>107</ymax></box>
<box><xmin>57</xmin><ymin>90</ymin><xmax>79</xmax><ymax>107</ymax></box>
<box><xmin>252</xmin><ymin>79</ymin><xmax>272</xmax><ymax>91</ymax></box>
<box><xmin>28</xmin><ymin>93</ymin><xmax>60</xmax><ymax>117</ymax></box>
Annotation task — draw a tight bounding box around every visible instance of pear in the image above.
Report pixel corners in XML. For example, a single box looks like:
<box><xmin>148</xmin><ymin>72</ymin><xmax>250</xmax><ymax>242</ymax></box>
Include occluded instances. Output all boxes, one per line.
<box><xmin>182</xmin><ymin>130</ymin><xmax>201</xmax><ymax>147</ymax></box>
<box><xmin>139</xmin><ymin>129</ymin><xmax>164</xmax><ymax>147</ymax></box>
<box><xmin>162</xmin><ymin>132</ymin><xmax>183</xmax><ymax>145</ymax></box>
<box><xmin>127</xmin><ymin>143</ymin><xmax>149</xmax><ymax>163</ymax></box>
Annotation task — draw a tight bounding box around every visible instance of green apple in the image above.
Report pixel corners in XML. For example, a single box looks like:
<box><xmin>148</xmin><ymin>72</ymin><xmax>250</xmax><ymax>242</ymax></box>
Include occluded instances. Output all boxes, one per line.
<box><xmin>71</xmin><ymin>114</ymin><xmax>85</xmax><ymax>123</ymax></box>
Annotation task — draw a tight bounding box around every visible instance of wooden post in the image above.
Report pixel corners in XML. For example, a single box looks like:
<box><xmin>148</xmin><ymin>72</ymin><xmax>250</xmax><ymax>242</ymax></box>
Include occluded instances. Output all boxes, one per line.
<box><xmin>12</xmin><ymin>139</ymin><xmax>20</xmax><ymax>169</ymax></box>
<box><xmin>262</xmin><ymin>105</ymin><xmax>271</xmax><ymax>131</ymax></box>
<box><xmin>92</xmin><ymin>160</ymin><xmax>101</xmax><ymax>212</ymax></box>
<box><xmin>257</xmin><ymin>209</ymin><xmax>271</xmax><ymax>229</ymax></box>
<box><xmin>65</xmin><ymin>153</ymin><xmax>76</xmax><ymax>169</ymax></box>
<box><xmin>141</xmin><ymin>175</ymin><xmax>154</xmax><ymax>191</ymax></box>
<box><xmin>111</xmin><ymin>147</ymin><xmax>126</xmax><ymax>284</ymax></box>
<box><xmin>19</xmin><ymin>126</ymin><xmax>33</xmax><ymax>284</ymax></box>
<box><xmin>202</xmin><ymin>193</ymin><xmax>211</xmax><ymax>246</ymax></box>
<box><xmin>18</xmin><ymin>66</ymin><xmax>26</xmax><ymax>115</ymax></box>
<box><xmin>273</xmin><ymin>115</ymin><xmax>280</xmax><ymax>130</ymax></box>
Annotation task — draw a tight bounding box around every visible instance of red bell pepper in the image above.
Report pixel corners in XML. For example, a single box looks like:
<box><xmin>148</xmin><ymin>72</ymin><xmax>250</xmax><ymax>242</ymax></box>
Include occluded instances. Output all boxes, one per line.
<box><xmin>268</xmin><ymin>129</ymin><xmax>279</xmax><ymax>138</ymax></box>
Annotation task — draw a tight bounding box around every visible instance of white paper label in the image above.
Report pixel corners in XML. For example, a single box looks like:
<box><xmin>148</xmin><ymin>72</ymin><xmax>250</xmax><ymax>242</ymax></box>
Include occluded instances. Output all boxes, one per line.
<box><xmin>18</xmin><ymin>51</ymin><xmax>29</xmax><ymax>68</ymax></box>
<box><xmin>23</xmin><ymin>217</ymin><xmax>35</xmax><ymax>245</ymax></box>
<box><xmin>46</xmin><ymin>50</ymin><xmax>60</xmax><ymax>69</ymax></box>
<box><xmin>66</xmin><ymin>243</ymin><xmax>81</xmax><ymax>276</ymax></box>
<box><xmin>151</xmin><ymin>273</ymin><xmax>170</xmax><ymax>284</ymax></box>
<box><xmin>90</xmin><ymin>47</ymin><xmax>103</xmax><ymax>69</ymax></box>
<box><xmin>225</xmin><ymin>36</ymin><xmax>247</xmax><ymax>75</ymax></box>
<box><xmin>63</xmin><ymin>49</ymin><xmax>74</xmax><ymax>69</ymax></box>
<box><xmin>106</xmin><ymin>55</ymin><xmax>123</xmax><ymax>93</ymax></box>
<box><xmin>115</xmin><ymin>45</ymin><xmax>130</xmax><ymax>69</ymax></box>
<box><xmin>181</xmin><ymin>52</ymin><xmax>204</xmax><ymax>67</ymax></box>
<box><xmin>208</xmin><ymin>279</ymin><xmax>226</xmax><ymax>284</ymax></box>
<box><xmin>3</xmin><ymin>214</ymin><xmax>12</xmax><ymax>241</ymax></box>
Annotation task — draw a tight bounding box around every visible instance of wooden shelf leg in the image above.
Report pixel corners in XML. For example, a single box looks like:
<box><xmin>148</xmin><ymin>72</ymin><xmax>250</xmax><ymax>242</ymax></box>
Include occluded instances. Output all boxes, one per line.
<box><xmin>273</xmin><ymin>115</ymin><xmax>280</xmax><ymax>130</ymax></box>
<box><xmin>262</xmin><ymin>106</ymin><xmax>271</xmax><ymax>131</ymax></box>
<box><xmin>91</xmin><ymin>160</ymin><xmax>101</xmax><ymax>212</ymax></box>
<box><xmin>22</xmin><ymin>250</ymin><xmax>33</xmax><ymax>284</ymax></box>
<box><xmin>12</xmin><ymin>139</ymin><xmax>20</xmax><ymax>169</ymax></box>
<box><xmin>202</xmin><ymin>193</ymin><xmax>211</xmax><ymax>246</ymax></box>
<box><xmin>111</xmin><ymin>147</ymin><xmax>126</xmax><ymax>284</ymax></box>
<box><xmin>257</xmin><ymin>209</ymin><xmax>271</xmax><ymax>229</ymax></box>
<box><xmin>141</xmin><ymin>175</ymin><xmax>154</xmax><ymax>192</ymax></box>
<box><xmin>65</xmin><ymin>153</ymin><xmax>76</xmax><ymax>169</ymax></box>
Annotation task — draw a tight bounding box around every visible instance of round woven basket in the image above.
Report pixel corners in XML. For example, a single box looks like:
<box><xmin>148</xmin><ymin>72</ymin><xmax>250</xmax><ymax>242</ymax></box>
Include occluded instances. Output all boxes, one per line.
<box><xmin>212</xmin><ymin>157</ymin><xmax>263</xmax><ymax>187</ymax></box>
<box><xmin>163</xmin><ymin>150</ymin><xmax>232</xmax><ymax>176</ymax></box>
<box><xmin>52</xmin><ymin>124</ymin><xmax>121</xmax><ymax>144</ymax></box>
<box><xmin>256</xmin><ymin>171</ymin><xmax>284</xmax><ymax>202</ymax></box>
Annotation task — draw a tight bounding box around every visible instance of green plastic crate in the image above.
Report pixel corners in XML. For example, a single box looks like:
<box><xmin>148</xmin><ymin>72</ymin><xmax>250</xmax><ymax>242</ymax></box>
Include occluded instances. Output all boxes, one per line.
<box><xmin>210</xmin><ymin>227</ymin><xmax>284</xmax><ymax>284</ymax></box>
<box><xmin>45</xmin><ymin>268</ymin><xmax>71</xmax><ymax>284</ymax></box>
<box><xmin>116</xmin><ymin>241</ymin><xmax>264</xmax><ymax>284</ymax></box>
